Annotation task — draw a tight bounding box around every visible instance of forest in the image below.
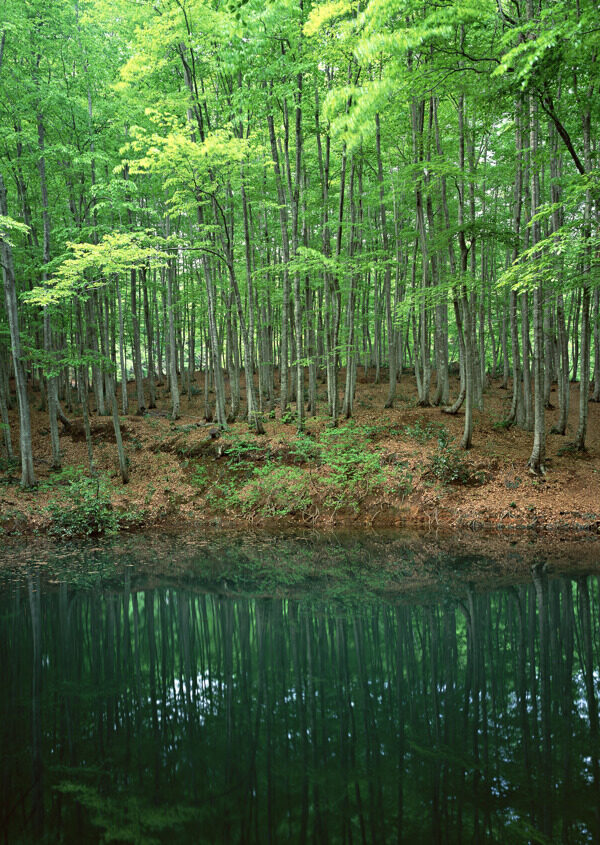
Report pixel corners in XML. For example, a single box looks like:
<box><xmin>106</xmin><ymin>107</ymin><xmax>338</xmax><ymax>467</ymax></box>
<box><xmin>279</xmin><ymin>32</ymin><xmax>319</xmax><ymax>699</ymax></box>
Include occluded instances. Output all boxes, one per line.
<box><xmin>0</xmin><ymin>0</ymin><xmax>599</xmax><ymax>531</ymax></box>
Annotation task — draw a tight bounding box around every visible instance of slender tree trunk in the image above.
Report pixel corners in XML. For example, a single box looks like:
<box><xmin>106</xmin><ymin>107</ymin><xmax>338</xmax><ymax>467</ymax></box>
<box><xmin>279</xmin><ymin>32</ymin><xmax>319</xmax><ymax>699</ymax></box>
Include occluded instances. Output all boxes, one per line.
<box><xmin>37</xmin><ymin>113</ymin><xmax>61</xmax><ymax>469</ymax></box>
<box><xmin>130</xmin><ymin>269</ymin><xmax>146</xmax><ymax>414</ymax></box>
<box><xmin>267</xmin><ymin>99</ymin><xmax>291</xmax><ymax>415</ymax></box>
<box><xmin>574</xmin><ymin>103</ymin><xmax>593</xmax><ymax>450</ymax></box>
<box><xmin>1</xmin><ymin>186</ymin><xmax>36</xmax><ymax>484</ymax></box>
<box><xmin>375</xmin><ymin>114</ymin><xmax>396</xmax><ymax>409</ymax></box>
<box><xmin>527</xmin><ymin>95</ymin><xmax>546</xmax><ymax>475</ymax></box>
<box><xmin>142</xmin><ymin>269</ymin><xmax>156</xmax><ymax>408</ymax></box>
<box><xmin>0</xmin><ymin>346</ymin><xmax>14</xmax><ymax>460</ymax></box>
<box><xmin>457</xmin><ymin>88</ymin><xmax>473</xmax><ymax>448</ymax></box>
<box><xmin>166</xmin><ymin>260</ymin><xmax>180</xmax><ymax>420</ymax></box>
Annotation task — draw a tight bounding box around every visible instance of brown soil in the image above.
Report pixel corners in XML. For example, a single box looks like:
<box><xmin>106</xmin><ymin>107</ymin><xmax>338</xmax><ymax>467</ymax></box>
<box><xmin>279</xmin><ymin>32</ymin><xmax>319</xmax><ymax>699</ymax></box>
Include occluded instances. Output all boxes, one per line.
<box><xmin>1</xmin><ymin>371</ymin><xmax>599</xmax><ymax>538</ymax></box>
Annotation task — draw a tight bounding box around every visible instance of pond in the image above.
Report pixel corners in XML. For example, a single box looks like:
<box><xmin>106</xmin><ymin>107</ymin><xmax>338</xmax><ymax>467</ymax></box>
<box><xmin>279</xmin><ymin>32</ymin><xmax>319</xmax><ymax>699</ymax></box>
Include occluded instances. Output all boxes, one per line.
<box><xmin>1</xmin><ymin>532</ymin><xmax>599</xmax><ymax>843</ymax></box>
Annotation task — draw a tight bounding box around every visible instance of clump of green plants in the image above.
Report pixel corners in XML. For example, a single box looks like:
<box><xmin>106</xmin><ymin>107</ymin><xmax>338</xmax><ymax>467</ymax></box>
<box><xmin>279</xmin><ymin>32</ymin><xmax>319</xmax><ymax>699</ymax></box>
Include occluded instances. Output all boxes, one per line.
<box><xmin>206</xmin><ymin>479</ymin><xmax>239</xmax><ymax>512</ymax></box>
<box><xmin>403</xmin><ymin>419</ymin><xmax>447</xmax><ymax>444</ymax></box>
<box><xmin>321</xmin><ymin>423</ymin><xmax>384</xmax><ymax>487</ymax></box>
<box><xmin>189</xmin><ymin>463</ymin><xmax>209</xmax><ymax>489</ymax></box>
<box><xmin>289</xmin><ymin>432</ymin><xmax>321</xmax><ymax>464</ymax></box>
<box><xmin>46</xmin><ymin>469</ymin><xmax>118</xmax><ymax>538</ymax></box>
<box><xmin>237</xmin><ymin>463</ymin><xmax>312</xmax><ymax>517</ymax></box>
<box><xmin>207</xmin><ymin>462</ymin><xmax>312</xmax><ymax>518</ymax></box>
<box><xmin>426</xmin><ymin>431</ymin><xmax>483</xmax><ymax>485</ymax></box>
<box><xmin>391</xmin><ymin>465</ymin><xmax>414</xmax><ymax>499</ymax></box>
<box><xmin>224</xmin><ymin>434</ymin><xmax>261</xmax><ymax>466</ymax></box>
<box><xmin>38</xmin><ymin>464</ymin><xmax>87</xmax><ymax>491</ymax></box>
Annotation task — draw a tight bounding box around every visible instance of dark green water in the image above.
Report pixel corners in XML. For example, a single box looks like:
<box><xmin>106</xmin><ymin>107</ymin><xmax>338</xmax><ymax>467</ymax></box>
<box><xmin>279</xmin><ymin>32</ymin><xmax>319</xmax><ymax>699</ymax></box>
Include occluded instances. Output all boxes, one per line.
<box><xmin>1</xmin><ymin>535</ymin><xmax>600</xmax><ymax>843</ymax></box>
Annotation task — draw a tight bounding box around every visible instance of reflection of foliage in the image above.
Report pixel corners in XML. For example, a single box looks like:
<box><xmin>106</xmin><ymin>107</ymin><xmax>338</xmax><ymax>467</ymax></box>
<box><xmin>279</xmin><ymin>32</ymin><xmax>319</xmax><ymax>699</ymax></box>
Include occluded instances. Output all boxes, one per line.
<box><xmin>54</xmin><ymin>782</ymin><xmax>200</xmax><ymax>844</ymax></box>
<box><xmin>2</xmin><ymin>550</ymin><xmax>600</xmax><ymax>844</ymax></box>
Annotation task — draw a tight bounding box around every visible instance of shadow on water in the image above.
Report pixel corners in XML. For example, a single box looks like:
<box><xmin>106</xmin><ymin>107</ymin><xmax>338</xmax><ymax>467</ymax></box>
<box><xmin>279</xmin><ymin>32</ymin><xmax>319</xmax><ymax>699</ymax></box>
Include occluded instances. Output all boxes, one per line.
<box><xmin>1</xmin><ymin>531</ymin><xmax>600</xmax><ymax>843</ymax></box>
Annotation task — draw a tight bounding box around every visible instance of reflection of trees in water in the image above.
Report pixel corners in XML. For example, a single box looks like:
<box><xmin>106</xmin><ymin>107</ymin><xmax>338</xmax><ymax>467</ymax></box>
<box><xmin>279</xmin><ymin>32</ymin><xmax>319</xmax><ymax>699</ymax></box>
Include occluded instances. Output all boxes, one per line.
<box><xmin>1</xmin><ymin>573</ymin><xmax>599</xmax><ymax>843</ymax></box>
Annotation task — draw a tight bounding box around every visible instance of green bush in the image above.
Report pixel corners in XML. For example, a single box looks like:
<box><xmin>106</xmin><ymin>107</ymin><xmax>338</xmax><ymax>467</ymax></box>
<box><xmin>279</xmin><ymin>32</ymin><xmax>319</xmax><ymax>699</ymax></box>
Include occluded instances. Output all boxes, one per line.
<box><xmin>427</xmin><ymin>431</ymin><xmax>481</xmax><ymax>485</ymax></box>
<box><xmin>238</xmin><ymin>464</ymin><xmax>312</xmax><ymax>517</ymax></box>
<box><xmin>224</xmin><ymin>434</ymin><xmax>260</xmax><ymax>466</ymax></box>
<box><xmin>321</xmin><ymin>424</ymin><xmax>384</xmax><ymax>487</ymax></box>
<box><xmin>46</xmin><ymin>471</ymin><xmax>118</xmax><ymax>538</ymax></box>
<box><xmin>403</xmin><ymin>419</ymin><xmax>447</xmax><ymax>444</ymax></box>
<box><xmin>289</xmin><ymin>432</ymin><xmax>321</xmax><ymax>464</ymax></box>
<box><xmin>392</xmin><ymin>465</ymin><xmax>414</xmax><ymax>499</ymax></box>
<box><xmin>189</xmin><ymin>463</ymin><xmax>209</xmax><ymax>489</ymax></box>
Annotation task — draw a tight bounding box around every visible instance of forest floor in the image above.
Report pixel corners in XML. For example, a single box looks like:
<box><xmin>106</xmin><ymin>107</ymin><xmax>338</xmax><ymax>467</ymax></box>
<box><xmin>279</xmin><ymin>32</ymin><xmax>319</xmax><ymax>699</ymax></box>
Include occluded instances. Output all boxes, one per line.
<box><xmin>1</xmin><ymin>370</ymin><xmax>600</xmax><ymax>540</ymax></box>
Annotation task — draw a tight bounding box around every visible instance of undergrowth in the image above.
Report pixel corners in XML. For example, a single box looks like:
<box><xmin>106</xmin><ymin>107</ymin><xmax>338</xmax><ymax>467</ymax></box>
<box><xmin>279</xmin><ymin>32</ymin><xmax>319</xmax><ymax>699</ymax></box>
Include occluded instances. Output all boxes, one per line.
<box><xmin>202</xmin><ymin>423</ymin><xmax>413</xmax><ymax>519</ymax></box>
<box><xmin>426</xmin><ymin>431</ymin><xmax>484</xmax><ymax>486</ymax></box>
<box><xmin>45</xmin><ymin>467</ymin><xmax>145</xmax><ymax>538</ymax></box>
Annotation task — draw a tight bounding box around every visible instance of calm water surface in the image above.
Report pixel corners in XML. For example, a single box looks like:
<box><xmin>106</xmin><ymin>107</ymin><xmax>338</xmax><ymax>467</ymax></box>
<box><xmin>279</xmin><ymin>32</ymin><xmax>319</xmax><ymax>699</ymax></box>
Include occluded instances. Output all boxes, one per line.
<box><xmin>1</xmin><ymin>534</ymin><xmax>599</xmax><ymax>843</ymax></box>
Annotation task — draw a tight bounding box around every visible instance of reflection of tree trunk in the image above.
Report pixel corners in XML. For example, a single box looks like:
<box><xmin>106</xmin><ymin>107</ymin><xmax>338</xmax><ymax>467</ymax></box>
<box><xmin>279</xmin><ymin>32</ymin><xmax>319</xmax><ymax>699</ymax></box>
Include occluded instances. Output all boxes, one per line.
<box><xmin>577</xmin><ymin>577</ymin><xmax>600</xmax><ymax>818</ymax></box>
<box><xmin>58</xmin><ymin>583</ymin><xmax>74</xmax><ymax>766</ymax></box>
<box><xmin>131</xmin><ymin>592</ymin><xmax>143</xmax><ymax>783</ymax></box>
<box><xmin>428</xmin><ymin>608</ymin><xmax>442</xmax><ymax>844</ymax></box>
<box><xmin>146</xmin><ymin>591</ymin><xmax>161</xmax><ymax>797</ymax></box>
<box><xmin>353</xmin><ymin>614</ymin><xmax>384</xmax><ymax>843</ymax></box>
<box><xmin>395</xmin><ymin>608</ymin><xmax>406</xmax><ymax>841</ymax></box>
<box><xmin>289</xmin><ymin>605</ymin><xmax>309</xmax><ymax>844</ymax></box>
<box><xmin>509</xmin><ymin>587</ymin><xmax>533</xmax><ymax>814</ymax></box>
<box><xmin>532</xmin><ymin>565</ymin><xmax>552</xmax><ymax>838</ymax></box>
<box><xmin>558</xmin><ymin>578</ymin><xmax>575</xmax><ymax>842</ymax></box>
<box><xmin>305</xmin><ymin>612</ymin><xmax>325</xmax><ymax>843</ymax></box>
<box><xmin>466</xmin><ymin>587</ymin><xmax>481</xmax><ymax>844</ymax></box>
<box><xmin>27</xmin><ymin>577</ymin><xmax>44</xmax><ymax>838</ymax></box>
<box><xmin>442</xmin><ymin>606</ymin><xmax>457</xmax><ymax>835</ymax></box>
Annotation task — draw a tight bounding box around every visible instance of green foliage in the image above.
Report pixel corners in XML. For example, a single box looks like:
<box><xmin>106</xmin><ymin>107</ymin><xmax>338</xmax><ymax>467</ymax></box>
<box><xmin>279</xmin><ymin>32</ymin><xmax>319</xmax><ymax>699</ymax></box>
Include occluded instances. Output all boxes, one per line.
<box><xmin>320</xmin><ymin>423</ymin><xmax>384</xmax><ymax>487</ymax></box>
<box><xmin>46</xmin><ymin>469</ymin><xmax>118</xmax><ymax>538</ymax></box>
<box><xmin>238</xmin><ymin>464</ymin><xmax>312</xmax><ymax>517</ymax></box>
<box><xmin>403</xmin><ymin>420</ymin><xmax>447</xmax><ymax>444</ymax></box>
<box><xmin>207</xmin><ymin>463</ymin><xmax>312</xmax><ymax>518</ymax></box>
<box><xmin>390</xmin><ymin>464</ymin><xmax>414</xmax><ymax>500</ymax></box>
<box><xmin>289</xmin><ymin>432</ymin><xmax>321</xmax><ymax>464</ymax></box>
<box><xmin>204</xmin><ymin>423</ymin><xmax>401</xmax><ymax>518</ymax></box>
<box><xmin>224</xmin><ymin>434</ymin><xmax>262</xmax><ymax>466</ymax></box>
<box><xmin>426</xmin><ymin>432</ymin><xmax>483</xmax><ymax>486</ymax></box>
<box><xmin>189</xmin><ymin>463</ymin><xmax>209</xmax><ymax>489</ymax></box>
<box><xmin>54</xmin><ymin>781</ymin><xmax>200</xmax><ymax>844</ymax></box>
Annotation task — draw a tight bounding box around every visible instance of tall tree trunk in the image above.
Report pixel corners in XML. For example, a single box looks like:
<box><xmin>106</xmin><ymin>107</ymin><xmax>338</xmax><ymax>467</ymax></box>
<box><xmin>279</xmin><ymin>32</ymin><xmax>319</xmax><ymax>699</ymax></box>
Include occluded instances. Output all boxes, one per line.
<box><xmin>130</xmin><ymin>269</ymin><xmax>146</xmax><ymax>414</ymax></box>
<box><xmin>1</xmin><ymin>174</ymin><xmax>36</xmax><ymax>486</ymax></box>
<box><xmin>527</xmin><ymin>95</ymin><xmax>546</xmax><ymax>474</ymax></box>
<box><xmin>376</xmin><ymin>114</ymin><xmax>396</xmax><ymax>409</ymax></box>
<box><xmin>166</xmin><ymin>260</ymin><xmax>180</xmax><ymax>420</ymax></box>
<box><xmin>267</xmin><ymin>98</ymin><xmax>291</xmax><ymax>415</ymax></box>
<box><xmin>37</xmin><ymin>113</ymin><xmax>61</xmax><ymax>469</ymax></box>
<box><xmin>0</xmin><ymin>345</ymin><xmax>14</xmax><ymax>460</ymax></box>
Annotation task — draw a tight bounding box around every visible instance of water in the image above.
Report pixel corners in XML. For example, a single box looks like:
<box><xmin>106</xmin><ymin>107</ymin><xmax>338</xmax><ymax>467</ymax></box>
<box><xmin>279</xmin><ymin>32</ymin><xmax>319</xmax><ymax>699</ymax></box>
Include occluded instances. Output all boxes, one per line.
<box><xmin>1</xmin><ymin>533</ymin><xmax>600</xmax><ymax>843</ymax></box>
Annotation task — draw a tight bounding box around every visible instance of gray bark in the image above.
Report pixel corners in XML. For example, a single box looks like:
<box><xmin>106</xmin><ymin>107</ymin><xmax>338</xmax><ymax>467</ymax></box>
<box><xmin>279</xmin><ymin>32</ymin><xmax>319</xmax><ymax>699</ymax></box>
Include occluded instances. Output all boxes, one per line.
<box><xmin>0</xmin><ymin>173</ymin><xmax>36</xmax><ymax>486</ymax></box>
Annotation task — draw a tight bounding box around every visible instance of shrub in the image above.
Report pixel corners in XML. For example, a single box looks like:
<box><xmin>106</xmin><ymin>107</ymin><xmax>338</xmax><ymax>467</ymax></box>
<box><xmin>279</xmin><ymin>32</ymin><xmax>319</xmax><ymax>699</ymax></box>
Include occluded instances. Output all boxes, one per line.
<box><xmin>237</xmin><ymin>464</ymin><xmax>312</xmax><ymax>517</ymax></box>
<box><xmin>189</xmin><ymin>463</ymin><xmax>209</xmax><ymax>489</ymax></box>
<box><xmin>224</xmin><ymin>434</ymin><xmax>261</xmax><ymax>466</ymax></box>
<box><xmin>427</xmin><ymin>431</ymin><xmax>482</xmax><ymax>485</ymax></box>
<box><xmin>46</xmin><ymin>471</ymin><xmax>118</xmax><ymax>538</ymax></box>
<box><xmin>320</xmin><ymin>424</ymin><xmax>384</xmax><ymax>487</ymax></box>
<box><xmin>403</xmin><ymin>419</ymin><xmax>447</xmax><ymax>444</ymax></box>
<box><xmin>289</xmin><ymin>432</ymin><xmax>321</xmax><ymax>464</ymax></box>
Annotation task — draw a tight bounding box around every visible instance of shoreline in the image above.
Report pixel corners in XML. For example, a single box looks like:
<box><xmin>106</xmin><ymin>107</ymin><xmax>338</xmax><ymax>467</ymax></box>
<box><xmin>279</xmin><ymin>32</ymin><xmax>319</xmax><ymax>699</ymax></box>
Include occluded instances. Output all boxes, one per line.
<box><xmin>2</xmin><ymin>521</ymin><xmax>599</xmax><ymax>604</ymax></box>
<box><xmin>2</xmin><ymin>375</ymin><xmax>600</xmax><ymax>543</ymax></box>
